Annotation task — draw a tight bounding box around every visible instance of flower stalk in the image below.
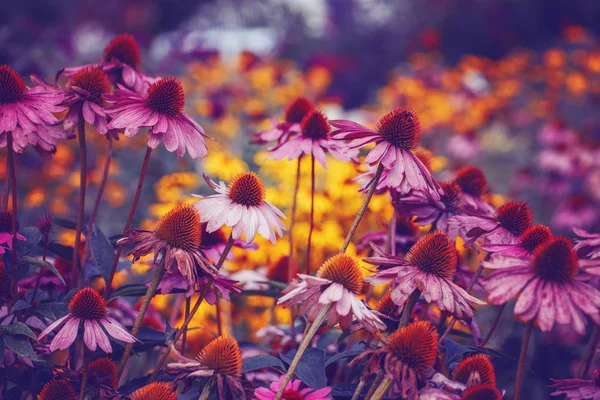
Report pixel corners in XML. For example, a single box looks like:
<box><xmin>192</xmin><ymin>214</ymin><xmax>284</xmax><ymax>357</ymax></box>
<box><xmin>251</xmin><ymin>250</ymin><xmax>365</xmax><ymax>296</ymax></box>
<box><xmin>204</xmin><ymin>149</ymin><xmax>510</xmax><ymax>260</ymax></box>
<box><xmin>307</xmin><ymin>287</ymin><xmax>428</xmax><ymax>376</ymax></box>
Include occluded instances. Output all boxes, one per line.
<box><xmin>514</xmin><ymin>320</ymin><xmax>534</xmax><ymax>400</ymax></box>
<box><xmin>71</xmin><ymin>110</ymin><xmax>87</xmax><ymax>288</ymax></box>
<box><xmin>369</xmin><ymin>375</ymin><xmax>392</xmax><ymax>400</ymax></box>
<box><xmin>7</xmin><ymin>133</ymin><xmax>18</xmax><ymax>299</ymax></box>
<box><xmin>306</xmin><ymin>154</ymin><xmax>315</xmax><ymax>274</ymax></box>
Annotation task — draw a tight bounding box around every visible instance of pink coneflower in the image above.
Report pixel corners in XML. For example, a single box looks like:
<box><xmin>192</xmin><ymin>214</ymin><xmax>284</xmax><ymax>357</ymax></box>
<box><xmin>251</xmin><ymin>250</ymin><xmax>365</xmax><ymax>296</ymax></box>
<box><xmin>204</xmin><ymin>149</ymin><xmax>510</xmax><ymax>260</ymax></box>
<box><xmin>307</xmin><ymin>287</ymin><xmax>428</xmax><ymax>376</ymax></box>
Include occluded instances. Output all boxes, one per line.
<box><xmin>195</xmin><ymin>172</ymin><xmax>286</xmax><ymax>244</ymax></box>
<box><xmin>269</xmin><ymin>110</ymin><xmax>357</xmax><ymax>167</ymax></box>
<box><xmin>0</xmin><ymin>212</ymin><xmax>26</xmax><ymax>254</ymax></box>
<box><xmin>59</xmin><ymin>34</ymin><xmax>156</xmax><ymax>94</ymax></box>
<box><xmin>0</xmin><ymin>65</ymin><xmax>69</xmax><ymax>154</ymax></box>
<box><xmin>366</xmin><ymin>231</ymin><xmax>485</xmax><ymax>322</ymax></box>
<box><xmin>482</xmin><ymin>225</ymin><xmax>553</xmax><ymax>257</ymax></box>
<box><xmin>167</xmin><ymin>335</ymin><xmax>244</xmax><ymax>398</ymax></box>
<box><xmin>481</xmin><ymin>236</ymin><xmax>600</xmax><ymax>334</ymax></box>
<box><xmin>395</xmin><ymin>181</ymin><xmax>464</xmax><ymax>230</ymax></box>
<box><xmin>452</xmin><ymin>354</ymin><xmax>496</xmax><ymax>386</ymax></box>
<box><xmin>38</xmin><ymin>380</ymin><xmax>78</xmax><ymax>400</ymax></box>
<box><xmin>452</xmin><ymin>166</ymin><xmax>494</xmax><ymax>215</ymax></box>
<box><xmin>278</xmin><ymin>254</ymin><xmax>385</xmax><ymax>333</ymax></box>
<box><xmin>38</xmin><ymin>287</ymin><xmax>136</xmax><ymax>352</ymax></box>
<box><xmin>448</xmin><ymin>200</ymin><xmax>533</xmax><ymax>247</ymax></box>
<box><xmin>251</xmin><ymin>96</ymin><xmax>315</xmax><ymax>145</ymax></box>
<box><xmin>130</xmin><ymin>382</ymin><xmax>177</xmax><ymax>400</ymax></box>
<box><xmin>550</xmin><ymin>367</ymin><xmax>600</xmax><ymax>399</ymax></box>
<box><xmin>331</xmin><ymin>108</ymin><xmax>438</xmax><ymax>195</ymax></box>
<box><xmin>118</xmin><ymin>204</ymin><xmax>216</xmax><ymax>285</ymax></box>
<box><xmin>106</xmin><ymin>77</ymin><xmax>211</xmax><ymax>159</ymax></box>
<box><xmin>254</xmin><ymin>375</ymin><xmax>332</xmax><ymax>400</ymax></box>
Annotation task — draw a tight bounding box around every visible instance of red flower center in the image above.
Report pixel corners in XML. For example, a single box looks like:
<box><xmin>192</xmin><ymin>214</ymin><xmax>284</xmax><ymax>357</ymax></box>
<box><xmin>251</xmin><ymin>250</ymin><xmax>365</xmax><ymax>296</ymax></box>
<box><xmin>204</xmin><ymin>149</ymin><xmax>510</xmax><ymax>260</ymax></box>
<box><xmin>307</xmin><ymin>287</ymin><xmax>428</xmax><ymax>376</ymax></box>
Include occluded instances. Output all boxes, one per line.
<box><xmin>88</xmin><ymin>357</ymin><xmax>118</xmax><ymax>388</ymax></box>
<box><xmin>282</xmin><ymin>389</ymin><xmax>305</xmax><ymax>400</ymax></box>
<box><xmin>103</xmin><ymin>34</ymin><xmax>141</xmax><ymax>69</ymax></box>
<box><xmin>593</xmin><ymin>368</ymin><xmax>600</xmax><ymax>386</ymax></box>
<box><xmin>0</xmin><ymin>65</ymin><xmax>26</xmax><ymax>105</ymax></box>
<box><xmin>406</xmin><ymin>231</ymin><xmax>457</xmax><ymax>279</ymax></box>
<box><xmin>440</xmin><ymin>181</ymin><xmax>462</xmax><ymax>213</ymax></box>
<box><xmin>300</xmin><ymin>110</ymin><xmax>330</xmax><ymax>140</ymax></box>
<box><xmin>68</xmin><ymin>287</ymin><xmax>107</xmax><ymax>320</ymax></box>
<box><xmin>494</xmin><ymin>201</ymin><xmax>533</xmax><ymax>237</ymax></box>
<box><xmin>317</xmin><ymin>254</ymin><xmax>363</xmax><ymax>295</ymax></box>
<box><xmin>452</xmin><ymin>354</ymin><xmax>496</xmax><ymax>384</ymax></box>
<box><xmin>453</xmin><ymin>166</ymin><xmax>488</xmax><ymax>198</ymax></box>
<box><xmin>385</xmin><ymin>321</ymin><xmax>438</xmax><ymax>373</ymax></box>
<box><xmin>130</xmin><ymin>382</ymin><xmax>177</xmax><ymax>400</ymax></box>
<box><xmin>532</xmin><ymin>236</ymin><xmax>578</xmax><ymax>283</ymax></box>
<box><xmin>376</xmin><ymin>108</ymin><xmax>420</xmax><ymax>150</ymax></box>
<box><xmin>145</xmin><ymin>77</ymin><xmax>185</xmax><ymax>117</ymax></box>
<box><xmin>38</xmin><ymin>380</ymin><xmax>78</xmax><ymax>400</ymax></box>
<box><xmin>376</xmin><ymin>292</ymin><xmax>400</xmax><ymax>318</ymax></box>
<box><xmin>228</xmin><ymin>172</ymin><xmax>265</xmax><ymax>207</ymax></box>
<box><xmin>155</xmin><ymin>204</ymin><xmax>202</xmax><ymax>251</ymax></box>
<box><xmin>0</xmin><ymin>211</ymin><xmax>16</xmax><ymax>233</ymax></box>
<box><xmin>520</xmin><ymin>225</ymin><xmax>552</xmax><ymax>254</ymax></box>
<box><xmin>196</xmin><ymin>335</ymin><xmax>242</xmax><ymax>378</ymax></box>
<box><xmin>68</xmin><ymin>67</ymin><xmax>111</xmax><ymax>103</ymax></box>
<box><xmin>284</xmin><ymin>96</ymin><xmax>315</xmax><ymax>123</ymax></box>
<box><xmin>460</xmin><ymin>384</ymin><xmax>502</xmax><ymax>400</ymax></box>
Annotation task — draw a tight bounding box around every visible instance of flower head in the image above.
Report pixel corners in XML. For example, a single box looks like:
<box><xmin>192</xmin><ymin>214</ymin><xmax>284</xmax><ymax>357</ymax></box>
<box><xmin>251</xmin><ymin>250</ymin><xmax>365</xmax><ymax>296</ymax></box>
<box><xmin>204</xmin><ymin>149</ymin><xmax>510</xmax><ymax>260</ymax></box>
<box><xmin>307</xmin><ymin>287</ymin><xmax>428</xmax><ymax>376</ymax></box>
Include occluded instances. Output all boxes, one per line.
<box><xmin>106</xmin><ymin>77</ymin><xmax>211</xmax><ymax>158</ymax></box>
<box><xmin>88</xmin><ymin>357</ymin><xmax>118</xmax><ymax>388</ymax></box>
<box><xmin>452</xmin><ymin>166</ymin><xmax>493</xmax><ymax>214</ymax></box>
<box><xmin>104</xmin><ymin>34</ymin><xmax>141</xmax><ymax>69</ymax></box>
<box><xmin>460</xmin><ymin>384</ymin><xmax>502</xmax><ymax>400</ymax></box>
<box><xmin>37</xmin><ymin>214</ymin><xmax>52</xmax><ymax>239</ymax></box>
<box><xmin>254</xmin><ymin>375</ymin><xmax>332</xmax><ymax>400</ymax></box>
<box><xmin>251</xmin><ymin>96</ymin><xmax>314</xmax><ymax>145</ymax></box>
<box><xmin>278</xmin><ymin>254</ymin><xmax>385</xmax><ymax>333</ymax></box>
<box><xmin>38</xmin><ymin>287</ymin><xmax>136</xmax><ymax>352</ymax></box>
<box><xmin>38</xmin><ymin>379</ymin><xmax>78</xmax><ymax>400</ymax></box>
<box><xmin>130</xmin><ymin>382</ymin><xmax>177</xmax><ymax>400</ymax></box>
<box><xmin>195</xmin><ymin>173</ymin><xmax>286</xmax><ymax>244</ymax></box>
<box><xmin>366</xmin><ymin>231</ymin><xmax>485</xmax><ymax>321</ymax></box>
<box><xmin>550</xmin><ymin>367</ymin><xmax>600</xmax><ymax>398</ymax></box>
<box><xmin>482</xmin><ymin>224</ymin><xmax>553</xmax><ymax>257</ymax></box>
<box><xmin>452</xmin><ymin>354</ymin><xmax>496</xmax><ymax>385</ymax></box>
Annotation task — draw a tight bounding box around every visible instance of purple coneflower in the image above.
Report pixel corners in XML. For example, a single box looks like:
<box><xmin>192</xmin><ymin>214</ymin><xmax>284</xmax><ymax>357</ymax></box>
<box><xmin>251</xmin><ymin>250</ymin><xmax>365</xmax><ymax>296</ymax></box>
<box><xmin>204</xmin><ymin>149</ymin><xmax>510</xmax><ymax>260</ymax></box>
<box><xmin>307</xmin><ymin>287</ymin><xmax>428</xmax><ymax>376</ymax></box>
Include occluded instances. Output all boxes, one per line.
<box><xmin>366</xmin><ymin>231</ymin><xmax>485</xmax><ymax>322</ymax></box>
<box><xmin>195</xmin><ymin>172</ymin><xmax>286</xmax><ymax>244</ymax></box>
<box><xmin>452</xmin><ymin>166</ymin><xmax>494</xmax><ymax>215</ymax></box>
<box><xmin>38</xmin><ymin>287</ymin><xmax>136</xmax><ymax>352</ymax></box>
<box><xmin>550</xmin><ymin>367</ymin><xmax>600</xmax><ymax>399</ymax></box>
<box><xmin>254</xmin><ymin>375</ymin><xmax>332</xmax><ymax>400</ymax></box>
<box><xmin>131</xmin><ymin>382</ymin><xmax>177</xmax><ymax>400</ymax></box>
<box><xmin>331</xmin><ymin>108</ymin><xmax>438</xmax><ymax>195</ymax></box>
<box><xmin>574</xmin><ymin>227</ymin><xmax>600</xmax><ymax>259</ymax></box>
<box><xmin>482</xmin><ymin>225</ymin><xmax>553</xmax><ymax>257</ymax></box>
<box><xmin>251</xmin><ymin>96</ymin><xmax>315</xmax><ymax>145</ymax></box>
<box><xmin>451</xmin><ymin>354</ymin><xmax>496</xmax><ymax>386</ymax></box>
<box><xmin>106</xmin><ymin>77</ymin><xmax>211</xmax><ymax>159</ymax></box>
<box><xmin>481</xmin><ymin>236</ymin><xmax>600</xmax><ymax>334</ymax></box>
<box><xmin>38</xmin><ymin>380</ymin><xmax>78</xmax><ymax>400</ymax></box>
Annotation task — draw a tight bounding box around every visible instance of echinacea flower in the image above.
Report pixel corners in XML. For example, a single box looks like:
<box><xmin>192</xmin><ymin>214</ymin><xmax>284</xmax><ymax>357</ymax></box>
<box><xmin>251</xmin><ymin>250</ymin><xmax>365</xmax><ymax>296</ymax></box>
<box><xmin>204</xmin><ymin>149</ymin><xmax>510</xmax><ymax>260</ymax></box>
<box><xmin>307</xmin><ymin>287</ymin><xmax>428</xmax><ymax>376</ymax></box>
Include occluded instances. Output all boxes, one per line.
<box><xmin>460</xmin><ymin>384</ymin><xmax>502</xmax><ymax>400</ymax></box>
<box><xmin>59</xmin><ymin>34</ymin><xmax>156</xmax><ymax>94</ymax></box>
<box><xmin>451</xmin><ymin>354</ymin><xmax>496</xmax><ymax>386</ymax></box>
<box><xmin>481</xmin><ymin>236</ymin><xmax>600</xmax><ymax>334</ymax></box>
<box><xmin>38</xmin><ymin>287</ymin><xmax>136</xmax><ymax>352</ymax></box>
<box><xmin>0</xmin><ymin>211</ymin><xmax>26</xmax><ymax>254</ymax></box>
<box><xmin>366</xmin><ymin>231</ymin><xmax>485</xmax><ymax>322</ymax></box>
<box><xmin>62</xmin><ymin>66</ymin><xmax>114</xmax><ymax>136</ymax></box>
<box><xmin>118</xmin><ymin>204</ymin><xmax>216</xmax><ymax>285</ymax></box>
<box><xmin>482</xmin><ymin>225</ymin><xmax>553</xmax><ymax>257</ymax></box>
<box><xmin>106</xmin><ymin>77</ymin><xmax>211</xmax><ymax>159</ymax></box>
<box><xmin>448</xmin><ymin>200</ymin><xmax>533</xmax><ymax>247</ymax></box>
<box><xmin>38</xmin><ymin>379</ymin><xmax>78</xmax><ymax>400</ymax></box>
<box><xmin>331</xmin><ymin>108</ymin><xmax>438</xmax><ymax>195</ymax></box>
<box><xmin>167</xmin><ymin>335</ymin><xmax>245</xmax><ymax>398</ymax></box>
<box><xmin>88</xmin><ymin>357</ymin><xmax>118</xmax><ymax>389</ymax></box>
<box><xmin>269</xmin><ymin>110</ymin><xmax>358</xmax><ymax>167</ymax></box>
<box><xmin>452</xmin><ymin>166</ymin><xmax>494</xmax><ymax>215</ymax></box>
<box><xmin>0</xmin><ymin>65</ymin><xmax>69</xmax><ymax>154</ymax></box>
<box><xmin>130</xmin><ymin>382</ymin><xmax>177</xmax><ymax>400</ymax></box>
<box><xmin>550</xmin><ymin>367</ymin><xmax>600</xmax><ymax>399</ymax></box>
<box><xmin>278</xmin><ymin>254</ymin><xmax>385</xmax><ymax>333</ymax></box>
<box><xmin>254</xmin><ymin>375</ymin><xmax>332</xmax><ymax>400</ymax></box>
<box><xmin>251</xmin><ymin>96</ymin><xmax>315</xmax><ymax>145</ymax></box>
<box><xmin>195</xmin><ymin>172</ymin><xmax>286</xmax><ymax>244</ymax></box>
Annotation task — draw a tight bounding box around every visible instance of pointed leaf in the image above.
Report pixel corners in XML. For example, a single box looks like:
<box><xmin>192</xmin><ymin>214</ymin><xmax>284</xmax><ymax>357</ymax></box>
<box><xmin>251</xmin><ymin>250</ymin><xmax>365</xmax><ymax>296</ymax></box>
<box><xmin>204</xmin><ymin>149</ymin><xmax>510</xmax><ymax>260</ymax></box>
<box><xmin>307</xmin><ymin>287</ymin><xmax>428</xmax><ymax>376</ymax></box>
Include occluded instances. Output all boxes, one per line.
<box><xmin>242</xmin><ymin>355</ymin><xmax>285</xmax><ymax>373</ymax></box>
<box><xmin>1</xmin><ymin>322</ymin><xmax>38</xmax><ymax>341</ymax></box>
<box><xmin>281</xmin><ymin>347</ymin><xmax>327</xmax><ymax>389</ymax></box>
<box><xmin>16</xmin><ymin>227</ymin><xmax>41</xmax><ymax>258</ymax></box>
<box><xmin>90</xmin><ymin>224</ymin><xmax>116</xmax><ymax>283</ymax></box>
<box><xmin>19</xmin><ymin>256</ymin><xmax>65</xmax><ymax>285</ymax></box>
<box><xmin>47</xmin><ymin>242</ymin><xmax>74</xmax><ymax>261</ymax></box>
<box><xmin>4</xmin><ymin>334</ymin><xmax>36</xmax><ymax>358</ymax></box>
<box><xmin>109</xmin><ymin>284</ymin><xmax>149</xmax><ymax>300</ymax></box>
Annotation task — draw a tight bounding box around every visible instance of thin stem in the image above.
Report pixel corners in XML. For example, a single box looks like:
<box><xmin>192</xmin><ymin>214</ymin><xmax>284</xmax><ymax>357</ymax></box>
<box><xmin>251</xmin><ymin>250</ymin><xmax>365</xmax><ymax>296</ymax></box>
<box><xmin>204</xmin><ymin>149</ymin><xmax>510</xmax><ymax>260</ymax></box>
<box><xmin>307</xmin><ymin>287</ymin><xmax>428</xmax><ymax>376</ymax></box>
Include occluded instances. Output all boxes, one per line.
<box><xmin>480</xmin><ymin>303</ymin><xmax>507</xmax><ymax>347</ymax></box>
<box><xmin>369</xmin><ymin>375</ymin><xmax>392</xmax><ymax>400</ymax></box>
<box><xmin>117</xmin><ymin>257</ymin><xmax>166</xmax><ymax>378</ymax></box>
<box><xmin>388</xmin><ymin>211</ymin><xmax>397</xmax><ymax>256</ymax></box>
<box><xmin>579</xmin><ymin>325</ymin><xmax>600</xmax><ymax>378</ymax></box>
<box><xmin>398</xmin><ymin>288</ymin><xmax>421</xmax><ymax>328</ymax></box>
<box><xmin>439</xmin><ymin>253</ymin><xmax>490</xmax><ymax>343</ymax></box>
<box><xmin>182</xmin><ymin>296</ymin><xmax>190</xmax><ymax>353</ymax></box>
<box><xmin>80</xmin><ymin>345</ymin><xmax>90</xmax><ymax>399</ymax></box>
<box><xmin>7</xmin><ymin>134</ymin><xmax>18</xmax><ymax>299</ymax></box>
<box><xmin>306</xmin><ymin>154</ymin><xmax>315</xmax><ymax>274</ymax></box>
<box><xmin>104</xmin><ymin>146</ymin><xmax>153</xmax><ymax>300</ymax></box>
<box><xmin>198</xmin><ymin>382</ymin><xmax>212</xmax><ymax>400</ymax></box>
<box><xmin>288</xmin><ymin>156</ymin><xmax>302</xmax><ymax>282</ymax></box>
<box><xmin>83</xmin><ymin>136</ymin><xmax>112</xmax><ymax>266</ymax></box>
<box><xmin>341</xmin><ymin>163</ymin><xmax>384</xmax><ymax>253</ymax></box>
<box><xmin>71</xmin><ymin>112</ymin><xmax>87</xmax><ymax>288</ymax></box>
<box><xmin>274</xmin><ymin>305</ymin><xmax>331</xmax><ymax>400</ymax></box>
<box><xmin>514</xmin><ymin>320</ymin><xmax>534</xmax><ymax>400</ymax></box>
<box><xmin>351</xmin><ymin>379</ymin><xmax>366</xmax><ymax>400</ymax></box>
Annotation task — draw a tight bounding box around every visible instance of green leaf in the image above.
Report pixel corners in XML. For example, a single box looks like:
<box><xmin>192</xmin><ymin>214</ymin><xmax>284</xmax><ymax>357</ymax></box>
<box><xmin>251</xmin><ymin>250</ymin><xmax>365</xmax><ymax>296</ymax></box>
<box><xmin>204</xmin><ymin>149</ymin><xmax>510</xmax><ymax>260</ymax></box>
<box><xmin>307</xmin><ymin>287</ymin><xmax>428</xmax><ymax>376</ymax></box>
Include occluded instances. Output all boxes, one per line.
<box><xmin>3</xmin><ymin>334</ymin><xmax>36</xmax><ymax>358</ymax></box>
<box><xmin>19</xmin><ymin>256</ymin><xmax>65</xmax><ymax>285</ymax></box>
<box><xmin>1</xmin><ymin>322</ymin><xmax>38</xmax><ymax>341</ymax></box>
<box><xmin>109</xmin><ymin>284</ymin><xmax>149</xmax><ymax>300</ymax></box>
<box><xmin>90</xmin><ymin>224</ymin><xmax>116</xmax><ymax>284</ymax></box>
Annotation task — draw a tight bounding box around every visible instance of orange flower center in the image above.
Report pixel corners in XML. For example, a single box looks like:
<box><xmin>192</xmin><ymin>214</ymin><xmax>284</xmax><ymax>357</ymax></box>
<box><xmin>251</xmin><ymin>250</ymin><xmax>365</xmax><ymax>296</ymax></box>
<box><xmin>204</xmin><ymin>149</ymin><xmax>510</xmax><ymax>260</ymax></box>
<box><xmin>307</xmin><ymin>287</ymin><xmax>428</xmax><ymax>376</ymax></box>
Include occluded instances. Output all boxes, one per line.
<box><xmin>196</xmin><ymin>335</ymin><xmax>243</xmax><ymax>378</ymax></box>
<box><xmin>406</xmin><ymin>231</ymin><xmax>457</xmax><ymax>279</ymax></box>
<box><xmin>130</xmin><ymin>382</ymin><xmax>177</xmax><ymax>400</ymax></box>
<box><xmin>317</xmin><ymin>254</ymin><xmax>363</xmax><ymax>295</ymax></box>
<box><xmin>103</xmin><ymin>34</ymin><xmax>141</xmax><ymax>69</ymax></box>
<box><xmin>376</xmin><ymin>108</ymin><xmax>420</xmax><ymax>150</ymax></box>
<box><xmin>385</xmin><ymin>321</ymin><xmax>438</xmax><ymax>373</ymax></box>
<box><xmin>155</xmin><ymin>204</ymin><xmax>202</xmax><ymax>251</ymax></box>
<box><xmin>88</xmin><ymin>357</ymin><xmax>118</xmax><ymax>388</ymax></box>
<box><xmin>452</xmin><ymin>354</ymin><xmax>496</xmax><ymax>384</ymax></box>
<box><xmin>460</xmin><ymin>384</ymin><xmax>502</xmax><ymax>400</ymax></box>
<box><xmin>494</xmin><ymin>201</ymin><xmax>533</xmax><ymax>237</ymax></box>
<box><xmin>532</xmin><ymin>237</ymin><xmax>578</xmax><ymax>283</ymax></box>
<box><xmin>68</xmin><ymin>287</ymin><xmax>107</xmax><ymax>320</ymax></box>
<box><xmin>520</xmin><ymin>225</ymin><xmax>552</xmax><ymax>254</ymax></box>
<box><xmin>301</xmin><ymin>110</ymin><xmax>330</xmax><ymax>140</ymax></box>
<box><xmin>145</xmin><ymin>77</ymin><xmax>185</xmax><ymax>117</ymax></box>
<box><xmin>440</xmin><ymin>181</ymin><xmax>462</xmax><ymax>213</ymax></box>
<box><xmin>453</xmin><ymin>166</ymin><xmax>488</xmax><ymax>198</ymax></box>
<box><xmin>284</xmin><ymin>96</ymin><xmax>314</xmax><ymax>123</ymax></box>
<box><xmin>0</xmin><ymin>65</ymin><xmax>26</xmax><ymax>105</ymax></box>
<box><xmin>376</xmin><ymin>292</ymin><xmax>399</xmax><ymax>318</ymax></box>
<box><xmin>38</xmin><ymin>380</ymin><xmax>78</xmax><ymax>400</ymax></box>
<box><xmin>228</xmin><ymin>172</ymin><xmax>265</xmax><ymax>207</ymax></box>
<box><xmin>68</xmin><ymin>67</ymin><xmax>111</xmax><ymax>103</ymax></box>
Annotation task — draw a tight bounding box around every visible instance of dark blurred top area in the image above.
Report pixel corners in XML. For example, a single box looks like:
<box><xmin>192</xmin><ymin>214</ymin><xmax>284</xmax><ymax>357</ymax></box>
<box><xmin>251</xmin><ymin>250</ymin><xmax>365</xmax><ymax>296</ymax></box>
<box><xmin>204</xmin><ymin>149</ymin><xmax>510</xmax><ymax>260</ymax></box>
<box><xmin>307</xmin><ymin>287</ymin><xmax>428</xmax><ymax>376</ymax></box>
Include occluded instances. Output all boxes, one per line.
<box><xmin>1</xmin><ymin>0</ymin><xmax>599</xmax><ymax>107</ymax></box>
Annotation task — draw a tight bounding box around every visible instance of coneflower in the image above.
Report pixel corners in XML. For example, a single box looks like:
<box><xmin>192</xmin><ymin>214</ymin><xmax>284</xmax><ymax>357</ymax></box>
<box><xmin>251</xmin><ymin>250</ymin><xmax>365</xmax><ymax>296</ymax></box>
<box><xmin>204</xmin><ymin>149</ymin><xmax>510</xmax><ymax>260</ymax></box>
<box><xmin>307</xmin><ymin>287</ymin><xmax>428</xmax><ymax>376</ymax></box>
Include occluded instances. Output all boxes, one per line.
<box><xmin>38</xmin><ymin>380</ymin><xmax>78</xmax><ymax>400</ymax></box>
<box><xmin>251</xmin><ymin>96</ymin><xmax>315</xmax><ymax>145</ymax></box>
<box><xmin>130</xmin><ymin>382</ymin><xmax>177</xmax><ymax>400</ymax></box>
<box><xmin>460</xmin><ymin>383</ymin><xmax>502</xmax><ymax>400</ymax></box>
<box><xmin>482</xmin><ymin>224</ymin><xmax>552</xmax><ymax>257</ymax></box>
<box><xmin>167</xmin><ymin>335</ymin><xmax>245</xmax><ymax>399</ymax></box>
<box><xmin>88</xmin><ymin>357</ymin><xmax>118</xmax><ymax>389</ymax></box>
<box><xmin>452</xmin><ymin>354</ymin><xmax>496</xmax><ymax>386</ymax></box>
<box><xmin>254</xmin><ymin>375</ymin><xmax>332</xmax><ymax>400</ymax></box>
<box><xmin>452</xmin><ymin>166</ymin><xmax>494</xmax><ymax>215</ymax></box>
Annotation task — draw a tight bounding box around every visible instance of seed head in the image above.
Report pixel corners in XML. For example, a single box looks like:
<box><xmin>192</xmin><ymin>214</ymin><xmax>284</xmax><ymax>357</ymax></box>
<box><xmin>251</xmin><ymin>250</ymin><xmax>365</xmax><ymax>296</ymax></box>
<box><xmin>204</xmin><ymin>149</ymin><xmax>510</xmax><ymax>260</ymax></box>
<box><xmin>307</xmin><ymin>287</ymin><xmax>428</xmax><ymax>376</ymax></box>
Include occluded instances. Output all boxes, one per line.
<box><xmin>103</xmin><ymin>34</ymin><xmax>141</xmax><ymax>69</ymax></box>
<box><xmin>532</xmin><ymin>236</ymin><xmax>578</xmax><ymax>283</ymax></box>
<box><xmin>385</xmin><ymin>321</ymin><xmax>438</xmax><ymax>374</ymax></box>
<box><xmin>317</xmin><ymin>254</ymin><xmax>363</xmax><ymax>295</ymax></box>
<box><xmin>145</xmin><ymin>77</ymin><xmax>185</xmax><ymax>117</ymax></box>
<box><xmin>520</xmin><ymin>225</ymin><xmax>552</xmax><ymax>254</ymax></box>
<box><xmin>284</xmin><ymin>96</ymin><xmax>314</xmax><ymax>123</ymax></box>
<box><xmin>155</xmin><ymin>205</ymin><xmax>202</xmax><ymax>251</ymax></box>
<box><xmin>38</xmin><ymin>380</ymin><xmax>77</xmax><ymax>400</ymax></box>
<box><xmin>196</xmin><ymin>335</ymin><xmax>242</xmax><ymax>379</ymax></box>
<box><xmin>228</xmin><ymin>172</ymin><xmax>265</xmax><ymax>207</ymax></box>
<box><xmin>452</xmin><ymin>354</ymin><xmax>496</xmax><ymax>384</ymax></box>
<box><xmin>300</xmin><ymin>110</ymin><xmax>330</xmax><ymax>140</ymax></box>
<box><xmin>453</xmin><ymin>166</ymin><xmax>488</xmax><ymax>198</ymax></box>
<box><xmin>406</xmin><ymin>231</ymin><xmax>457</xmax><ymax>279</ymax></box>
<box><xmin>68</xmin><ymin>287</ymin><xmax>107</xmax><ymax>320</ymax></box>
<box><xmin>0</xmin><ymin>65</ymin><xmax>26</xmax><ymax>105</ymax></box>
<box><xmin>88</xmin><ymin>357</ymin><xmax>118</xmax><ymax>388</ymax></box>
<box><xmin>376</xmin><ymin>108</ymin><xmax>420</xmax><ymax>150</ymax></box>
<box><xmin>130</xmin><ymin>382</ymin><xmax>176</xmax><ymax>400</ymax></box>
<box><xmin>68</xmin><ymin>67</ymin><xmax>111</xmax><ymax>103</ymax></box>
<box><xmin>494</xmin><ymin>201</ymin><xmax>533</xmax><ymax>237</ymax></box>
